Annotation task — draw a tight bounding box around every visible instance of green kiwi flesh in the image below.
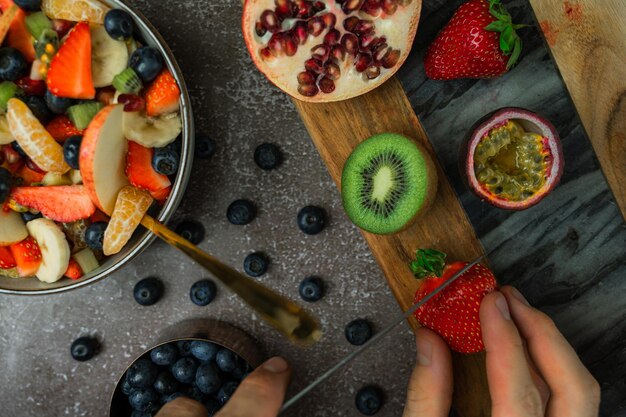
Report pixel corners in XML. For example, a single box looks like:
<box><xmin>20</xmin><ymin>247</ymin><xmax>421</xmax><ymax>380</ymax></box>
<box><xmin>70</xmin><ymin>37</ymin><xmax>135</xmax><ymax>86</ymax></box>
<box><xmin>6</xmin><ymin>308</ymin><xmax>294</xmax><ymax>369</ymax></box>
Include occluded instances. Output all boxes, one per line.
<box><xmin>341</xmin><ymin>133</ymin><xmax>437</xmax><ymax>235</ymax></box>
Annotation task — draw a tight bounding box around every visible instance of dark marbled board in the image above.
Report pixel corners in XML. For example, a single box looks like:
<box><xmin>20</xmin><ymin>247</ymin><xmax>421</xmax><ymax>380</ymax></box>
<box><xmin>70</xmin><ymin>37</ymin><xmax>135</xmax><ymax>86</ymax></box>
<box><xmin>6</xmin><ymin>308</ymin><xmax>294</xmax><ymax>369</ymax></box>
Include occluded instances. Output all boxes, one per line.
<box><xmin>398</xmin><ymin>0</ymin><xmax>626</xmax><ymax>416</ymax></box>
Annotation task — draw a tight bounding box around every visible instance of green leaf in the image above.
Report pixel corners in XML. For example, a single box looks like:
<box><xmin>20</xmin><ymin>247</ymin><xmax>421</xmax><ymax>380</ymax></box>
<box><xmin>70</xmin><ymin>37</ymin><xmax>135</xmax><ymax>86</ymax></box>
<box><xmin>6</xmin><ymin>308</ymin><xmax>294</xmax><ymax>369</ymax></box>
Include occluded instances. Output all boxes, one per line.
<box><xmin>410</xmin><ymin>249</ymin><xmax>447</xmax><ymax>279</ymax></box>
<box><xmin>485</xmin><ymin>21</ymin><xmax>508</xmax><ymax>32</ymax></box>
<box><xmin>500</xmin><ymin>26</ymin><xmax>515</xmax><ymax>55</ymax></box>
<box><xmin>507</xmin><ymin>37</ymin><xmax>522</xmax><ymax>69</ymax></box>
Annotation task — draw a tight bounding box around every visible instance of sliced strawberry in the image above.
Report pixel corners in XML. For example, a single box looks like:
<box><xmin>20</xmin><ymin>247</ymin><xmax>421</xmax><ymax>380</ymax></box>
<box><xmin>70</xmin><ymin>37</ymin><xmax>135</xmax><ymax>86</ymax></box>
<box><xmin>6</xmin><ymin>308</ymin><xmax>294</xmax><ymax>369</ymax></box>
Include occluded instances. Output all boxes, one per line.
<box><xmin>0</xmin><ymin>246</ymin><xmax>16</xmax><ymax>269</ymax></box>
<box><xmin>46</xmin><ymin>115</ymin><xmax>85</xmax><ymax>142</ymax></box>
<box><xmin>64</xmin><ymin>258</ymin><xmax>83</xmax><ymax>280</ymax></box>
<box><xmin>150</xmin><ymin>185</ymin><xmax>171</xmax><ymax>204</ymax></box>
<box><xmin>0</xmin><ymin>1</ymin><xmax>36</xmax><ymax>62</ymax></box>
<box><xmin>15</xmin><ymin>164</ymin><xmax>45</xmax><ymax>185</ymax></box>
<box><xmin>10</xmin><ymin>236</ymin><xmax>42</xmax><ymax>277</ymax></box>
<box><xmin>10</xmin><ymin>185</ymin><xmax>96</xmax><ymax>223</ymax></box>
<box><xmin>16</xmin><ymin>77</ymin><xmax>47</xmax><ymax>97</ymax></box>
<box><xmin>126</xmin><ymin>141</ymin><xmax>171</xmax><ymax>192</ymax></box>
<box><xmin>145</xmin><ymin>70</ymin><xmax>180</xmax><ymax>117</ymax></box>
<box><xmin>46</xmin><ymin>22</ymin><xmax>95</xmax><ymax>99</ymax></box>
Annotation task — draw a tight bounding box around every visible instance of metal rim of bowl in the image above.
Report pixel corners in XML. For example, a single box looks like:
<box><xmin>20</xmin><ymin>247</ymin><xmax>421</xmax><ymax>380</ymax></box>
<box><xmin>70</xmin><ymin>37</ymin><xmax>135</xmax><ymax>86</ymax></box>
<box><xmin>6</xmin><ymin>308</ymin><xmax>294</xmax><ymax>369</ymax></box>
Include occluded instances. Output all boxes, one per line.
<box><xmin>0</xmin><ymin>0</ymin><xmax>194</xmax><ymax>295</ymax></box>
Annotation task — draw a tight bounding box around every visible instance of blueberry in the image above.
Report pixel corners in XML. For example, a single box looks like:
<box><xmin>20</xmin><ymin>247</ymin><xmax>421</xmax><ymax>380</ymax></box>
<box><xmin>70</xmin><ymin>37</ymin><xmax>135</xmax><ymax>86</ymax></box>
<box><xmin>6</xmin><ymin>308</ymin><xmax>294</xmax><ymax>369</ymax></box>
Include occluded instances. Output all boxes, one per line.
<box><xmin>133</xmin><ymin>277</ymin><xmax>163</xmax><ymax>306</ymax></box>
<box><xmin>11</xmin><ymin>141</ymin><xmax>27</xmax><ymax>158</ymax></box>
<box><xmin>162</xmin><ymin>392</ymin><xmax>185</xmax><ymax>403</ymax></box>
<box><xmin>171</xmin><ymin>357</ymin><xmax>199</xmax><ymax>384</ymax></box>
<box><xmin>13</xmin><ymin>0</ymin><xmax>40</xmax><ymax>11</ymax></box>
<box><xmin>127</xmin><ymin>358</ymin><xmax>158</xmax><ymax>389</ymax></box>
<box><xmin>215</xmin><ymin>349</ymin><xmax>239</xmax><ymax>373</ymax></box>
<box><xmin>231</xmin><ymin>362</ymin><xmax>251</xmax><ymax>380</ymax></box>
<box><xmin>254</xmin><ymin>143</ymin><xmax>282</xmax><ymax>170</ymax></box>
<box><xmin>45</xmin><ymin>90</ymin><xmax>73</xmax><ymax>114</ymax></box>
<box><xmin>195</xmin><ymin>134</ymin><xmax>215</xmax><ymax>159</ymax></box>
<box><xmin>128</xmin><ymin>388</ymin><xmax>159</xmax><ymax>413</ymax></box>
<box><xmin>243</xmin><ymin>252</ymin><xmax>269</xmax><ymax>277</ymax></box>
<box><xmin>153</xmin><ymin>371</ymin><xmax>179</xmax><ymax>395</ymax></box>
<box><xmin>176</xmin><ymin>340</ymin><xmax>193</xmax><ymax>357</ymax></box>
<box><xmin>85</xmin><ymin>221</ymin><xmax>107</xmax><ymax>250</ymax></box>
<box><xmin>121</xmin><ymin>375</ymin><xmax>135</xmax><ymax>396</ymax></box>
<box><xmin>150</xmin><ymin>343</ymin><xmax>179</xmax><ymax>366</ymax></box>
<box><xmin>70</xmin><ymin>336</ymin><xmax>99</xmax><ymax>362</ymax></box>
<box><xmin>345</xmin><ymin>319</ymin><xmax>373</xmax><ymax>346</ymax></box>
<box><xmin>355</xmin><ymin>386</ymin><xmax>384</xmax><ymax>415</ymax></box>
<box><xmin>175</xmin><ymin>219</ymin><xmax>205</xmax><ymax>245</ymax></box>
<box><xmin>190</xmin><ymin>341</ymin><xmax>220</xmax><ymax>362</ymax></box>
<box><xmin>20</xmin><ymin>211</ymin><xmax>43</xmax><ymax>223</ymax></box>
<box><xmin>297</xmin><ymin>206</ymin><xmax>326</xmax><ymax>235</ymax></box>
<box><xmin>226</xmin><ymin>199</ymin><xmax>256</xmax><ymax>225</ymax></box>
<box><xmin>184</xmin><ymin>385</ymin><xmax>206</xmax><ymax>402</ymax></box>
<box><xmin>63</xmin><ymin>135</ymin><xmax>82</xmax><ymax>170</ymax></box>
<box><xmin>189</xmin><ymin>279</ymin><xmax>217</xmax><ymax>307</ymax></box>
<box><xmin>299</xmin><ymin>276</ymin><xmax>325</xmax><ymax>302</ymax></box>
<box><xmin>129</xmin><ymin>47</ymin><xmax>163</xmax><ymax>82</ymax></box>
<box><xmin>104</xmin><ymin>9</ymin><xmax>134</xmax><ymax>40</ymax></box>
<box><xmin>152</xmin><ymin>148</ymin><xmax>179</xmax><ymax>175</ymax></box>
<box><xmin>24</xmin><ymin>95</ymin><xmax>53</xmax><ymax>124</ymax></box>
<box><xmin>195</xmin><ymin>362</ymin><xmax>222</xmax><ymax>395</ymax></box>
<box><xmin>204</xmin><ymin>398</ymin><xmax>222</xmax><ymax>417</ymax></box>
<box><xmin>0</xmin><ymin>167</ymin><xmax>10</xmax><ymax>203</ymax></box>
<box><xmin>0</xmin><ymin>48</ymin><xmax>27</xmax><ymax>81</ymax></box>
<box><xmin>217</xmin><ymin>381</ymin><xmax>239</xmax><ymax>405</ymax></box>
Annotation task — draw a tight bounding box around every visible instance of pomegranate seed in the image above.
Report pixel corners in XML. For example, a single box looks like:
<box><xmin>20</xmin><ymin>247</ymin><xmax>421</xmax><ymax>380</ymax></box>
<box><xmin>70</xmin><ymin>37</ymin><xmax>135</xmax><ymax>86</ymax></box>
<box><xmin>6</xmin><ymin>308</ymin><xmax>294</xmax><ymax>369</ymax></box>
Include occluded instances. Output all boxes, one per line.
<box><xmin>383</xmin><ymin>0</ymin><xmax>398</xmax><ymax>15</ymax></box>
<box><xmin>304</xmin><ymin>58</ymin><xmax>324</xmax><ymax>74</ymax></box>
<box><xmin>342</xmin><ymin>0</ymin><xmax>365</xmax><ymax>13</ymax></box>
<box><xmin>307</xmin><ymin>17</ymin><xmax>325</xmax><ymax>36</ymax></box>
<box><xmin>118</xmin><ymin>94</ymin><xmax>146</xmax><ymax>112</ymax></box>
<box><xmin>268</xmin><ymin>33</ymin><xmax>284</xmax><ymax>55</ymax></box>
<box><xmin>354</xmin><ymin>20</ymin><xmax>374</xmax><ymax>36</ymax></box>
<box><xmin>360</xmin><ymin>34</ymin><xmax>375</xmax><ymax>49</ymax></box>
<box><xmin>381</xmin><ymin>49</ymin><xmax>400</xmax><ymax>68</ymax></box>
<box><xmin>320</xmin><ymin>13</ymin><xmax>336</xmax><ymax>29</ymax></box>
<box><xmin>297</xmin><ymin>71</ymin><xmax>317</xmax><ymax>85</ymax></box>
<box><xmin>365</xmin><ymin>65</ymin><xmax>381</xmax><ymax>79</ymax></box>
<box><xmin>275</xmin><ymin>0</ymin><xmax>296</xmax><ymax>19</ymax></box>
<box><xmin>373</xmin><ymin>44</ymin><xmax>391</xmax><ymax>62</ymax></box>
<box><xmin>16</xmin><ymin>77</ymin><xmax>46</xmax><ymax>96</ymax></box>
<box><xmin>260</xmin><ymin>47</ymin><xmax>274</xmax><ymax>60</ymax></box>
<box><xmin>369</xmin><ymin>36</ymin><xmax>387</xmax><ymax>51</ymax></box>
<box><xmin>26</xmin><ymin>158</ymin><xmax>46</xmax><ymax>174</ymax></box>
<box><xmin>292</xmin><ymin>21</ymin><xmax>308</xmax><ymax>44</ymax></box>
<box><xmin>255</xmin><ymin>21</ymin><xmax>267</xmax><ymax>37</ymax></box>
<box><xmin>2</xmin><ymin>145</ymin><xmax>21</xmax><ymax>165</ymax></box>
<box><xmin>318</xmin><ymin>77</ymin><xmax>336</xmax><ymax>94</ymax></box>
<box><xmin>298</xmin><ymin>84</ymin><xmax>319</xmax><ymax>97</ymax></box>
<box><xmin>331</xmin><ymin>45</ymin><xmax>346</xmax><ymax>61</ymax></box>
<box><xmin>323</xmin><ymin>29</ymin><xmax>340</xmax><ymax>46</ymax></box>
<box><xmin>343</xmin><ymin>16</ymin><xmax>359</xmax><ymax>33</ymax></box>
<box><xmin>297</xmin><ymin>2</ymin><xmax>314</xmax><ymax>18</ymax></box>
<box><xmin>313</xmin><ymin>1</ymin><xmax>326</xmax><ymax>12</ymax></box>
<box><xmin>341</xmin><ymin>33</ymin><xmax>359</xmax><ymax>55</ymax></box>
<box><xmin>311</xmin><ymin>44</ymin><xmax>330</xmax><ymax>61</ymax></box>
<box><xmin>362</xmin><ymin>0</ymin><xmax>383</xmax><ymax>16</ymax></box>
<box><xmin>261</xmin><ymin>10</ymin><xmax>281</xmax><ymax>33</ymax></box>
<box><xmin>51</xmin><ymin>19</ymin><xmax>74</xmax><ymax>38</ymax></box>
<box><xmin>324</xmin><ymin>62</ymin><xmax>341</xmax><ymax>80</ymax></box>
<box><xmin>355</xmin><ymin>53</ymin><xmax>373</xmax><ymax>72</ymax></box>
<box><xmin>284</xmin><ymin>36</ymin><xmax>298</xmax><ymax>56</ymax></box>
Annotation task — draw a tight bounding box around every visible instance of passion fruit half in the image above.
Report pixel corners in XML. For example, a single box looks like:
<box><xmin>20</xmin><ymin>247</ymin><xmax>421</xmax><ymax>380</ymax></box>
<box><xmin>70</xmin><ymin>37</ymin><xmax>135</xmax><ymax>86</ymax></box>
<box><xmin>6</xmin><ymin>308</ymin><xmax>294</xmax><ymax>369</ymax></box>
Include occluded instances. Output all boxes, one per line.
<box><xmin>463</xmin><ymin>108</ymin><xmax>563</xmax><ymax>210</ymax></box>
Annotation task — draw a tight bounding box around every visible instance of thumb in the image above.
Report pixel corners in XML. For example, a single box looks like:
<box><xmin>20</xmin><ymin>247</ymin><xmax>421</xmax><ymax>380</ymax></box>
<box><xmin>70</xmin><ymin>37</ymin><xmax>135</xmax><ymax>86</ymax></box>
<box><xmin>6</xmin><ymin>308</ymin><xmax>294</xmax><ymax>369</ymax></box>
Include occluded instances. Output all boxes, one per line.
<box><xmin>216</xmin><ymin>356</ymin><xmax>291</xmax><ymax>417</ymax></box>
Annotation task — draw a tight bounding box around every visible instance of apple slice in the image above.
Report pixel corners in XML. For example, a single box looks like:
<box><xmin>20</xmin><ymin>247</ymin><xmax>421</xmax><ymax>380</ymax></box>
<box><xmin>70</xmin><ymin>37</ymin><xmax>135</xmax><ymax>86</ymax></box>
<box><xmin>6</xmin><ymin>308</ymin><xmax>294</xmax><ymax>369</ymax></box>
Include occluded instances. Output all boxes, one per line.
<box><xmin>79</xmin><ymin>104</ymin><xmax>129</xmax><ymax>214</ymax></box>
<box><xmin>0</xmin><ymin>209</ymin><xmax>28</xmax><ymax>246</ymax></box>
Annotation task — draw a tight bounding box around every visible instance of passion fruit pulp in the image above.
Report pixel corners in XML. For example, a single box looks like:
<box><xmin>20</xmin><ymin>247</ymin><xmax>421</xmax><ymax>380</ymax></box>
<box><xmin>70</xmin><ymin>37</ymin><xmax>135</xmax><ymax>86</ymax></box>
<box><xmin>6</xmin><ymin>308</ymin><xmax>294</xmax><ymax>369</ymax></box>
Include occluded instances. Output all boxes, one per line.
<box><xmin>464</xmin><ymin>108</ymin><xmax>564</xmax><ymax>210</ymax></box>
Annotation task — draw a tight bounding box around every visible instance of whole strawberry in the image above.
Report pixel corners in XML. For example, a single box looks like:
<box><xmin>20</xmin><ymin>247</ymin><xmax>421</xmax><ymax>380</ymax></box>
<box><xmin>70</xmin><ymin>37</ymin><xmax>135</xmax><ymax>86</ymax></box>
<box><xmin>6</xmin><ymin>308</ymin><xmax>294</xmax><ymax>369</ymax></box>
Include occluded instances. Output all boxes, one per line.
<box><xmin>410</xmin><ymin>249</ymin><xmax>497</xmax><ymax>353</ymax></box>
<box><xmin>424</xmin><ymin>0</ymin><xmax>523</xmax><ymax>80</ymax></box>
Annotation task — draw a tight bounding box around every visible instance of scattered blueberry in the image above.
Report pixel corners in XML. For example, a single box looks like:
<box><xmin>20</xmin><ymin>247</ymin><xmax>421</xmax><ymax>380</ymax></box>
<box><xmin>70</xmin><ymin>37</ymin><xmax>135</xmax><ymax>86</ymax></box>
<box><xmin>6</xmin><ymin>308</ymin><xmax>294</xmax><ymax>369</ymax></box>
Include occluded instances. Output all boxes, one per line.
<box><xmin>0</xmin><ymin>167</ymin><xmax>10</xmax><ymax>203</ymax></box>
<box><xmin>216</xmin><ymin>349</ymin><xmax>239</xmax><ymax>373</ymax></box>
<box><xmin>152</xmin><ymin>148</ymin><xmax>179</xmax><ymax>175</ymax></box>
<box><xmin>45</xmin><ymin>90</ymin><xmax>73</xmax><ymax>114</ymax></box>
<box><xmin>299</xmin><ymin>276</ymin><xmax>325</xmax><ymax>302</ymax></box>
<box><xmin>128</xmin><ymin>388</ymin><xmax>159</xmax><ymax>413</ymax></box>
<box><xmin>243</xmin><ymin>252</ymin><xmax>269</xmax><ymax>277</ymax></box>
<box><xmin>184</xmin><ymin>385</ymin><xmax>206</xmax><ymax>402</ymax></box>
<box><xmin>11</xmin><ymin>141</ymin><xmax>27</xmax><ymax>158</ymax></box>
<box><xmin>171</xmin><ymin>357</ymin><xmax>199</xmax><ymax>384</ymax></box>
<box><xmin>121</xmin><ymin>376</ymin><xmax>135</xmax><ymax>396</ymax></box>
<box><xmin>13</xmin><ymin>0</ymin><xmax>40</xmax><ymax>11</ymax></box>
<box><xmin>24</xmin><ymin>95</ymin><xmax>53</xmax><ymax>124</ymax></box>
<box><xmin>63</xmin><ymin>135</ymin><xmax>82</xmax><ymax>170</ymax></box>
<box><xmin>231</xmin><ymin>362</ymin><xmax>251</xmax><ymax>380</ymax></box>
<box><xmin>190</xmin><ymin>340</ymin><xmax>219</xmax><ymax>362</ymax></box>
<box><xmin>226</xmin><ymin>199</ymin><xmax>256</xmax><ymax>225</ymax></box>
<box><xmin>175</xmin><ymin>219</ymin><xmax>205</xmax><ymax>245</ymax></box>
<box><xmin>133</xmin><ymin>277</ymin><xmax>164</xmax><ymax>306</ymax></box>
<box><xmin>20</xmin><ymin>211</ymin><xmax>43</xmax><ymax>222</ymax></box>
<box><xmin>217</xmin><ymin>381</ymin><xmax>239</xmax><ymax>405</ymax></box>
<box><xmin>129</xmin><ymin>47</ymin><xmax>163</xmax><ymax>82</ymax></box>
<box><xmin>153</xmin><ymin>371</ymin><xmax>179</xmax><ymax>396</ymax></box>
<box><xmin>84</xmin><ymin>221</ymin><xmax>107</xmax><ymax>250</ymax></box>
<box><xmin>195</xmin><ymin>362</ymin><xmax>222</xmax><ymax>395</ymax></box>
<box><xmin>150</xmin><ymin>343</ymin><xmax>179</xmax><ymax>366</ymax></box>
<box><xmin>355</xmin><ymin>385</ymin><xmax>384</xmax><ymax>415</ymax></box>
<box><xmin>204</xmin><ymin>398</ymin><xmax>222</xmax><ymax>417</ymax></box>
<box><xmin>127</xmin><ymin>359</ymin><xmax>158</xmax><ymax>389</ymax></box>
<box><xmin>345</xmin><ymin>319</ymin><xmax>373</xmax><ymax>346</ymax></box>
<box><xmin>254</xmin><ymin>143</ymin><xmax>282</xmax><ymax>170</ymax></box>
<box><xmin>297</xmin><ymin>206</ymin><xmax>326</xmax><ymax>235</ymax></box>
<box><xmin>195</xmin><ymin>134</ymin><xmax>216</xmax><ymax>159</ymax></box>
<box><xmin>104</xmin><ymin>9</ymin><xmax>134</xmax><ymax>40</ymax></box>
<box><xmin>0</xmin><ymin>48</ymin><xmax>27</xmax><ymax>81</ymax></box>
<box><xmin>70</xmin><ymin>336</ymin><xmax>99</xmax><ymax>362</ymax></box>
<box><xmin>190</xmin><ymin>279</ymin><xmax>217</xmax><ymax>307</ymax></box>
<box><xmin>176</xmin><ymin>340</ymin><xmax>193</xmax><ymax>357</ymax></box>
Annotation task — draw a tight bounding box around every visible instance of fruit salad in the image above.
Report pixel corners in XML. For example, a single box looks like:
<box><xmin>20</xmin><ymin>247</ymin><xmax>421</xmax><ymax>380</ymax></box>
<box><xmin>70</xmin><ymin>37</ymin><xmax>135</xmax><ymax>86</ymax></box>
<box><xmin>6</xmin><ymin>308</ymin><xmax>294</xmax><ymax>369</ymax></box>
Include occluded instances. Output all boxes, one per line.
<box><xmin>0</xmin><ymin>0</ymin><xmax>183</xmax><ymax>284</ymax></box>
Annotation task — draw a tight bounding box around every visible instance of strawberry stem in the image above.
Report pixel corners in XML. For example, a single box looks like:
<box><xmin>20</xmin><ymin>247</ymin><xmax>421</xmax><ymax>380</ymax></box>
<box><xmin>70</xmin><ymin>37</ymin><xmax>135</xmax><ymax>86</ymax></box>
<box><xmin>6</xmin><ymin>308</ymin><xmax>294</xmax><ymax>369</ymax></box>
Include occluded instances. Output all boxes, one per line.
<box><xmin>410</xmin><ymin>249</ymin><xmax>446</xmax><ymax>279</ymax></box>
<box><xmin>485</xmin><ymin>0</ymin><xmax>525</xmax><ymax>70</ymax></box>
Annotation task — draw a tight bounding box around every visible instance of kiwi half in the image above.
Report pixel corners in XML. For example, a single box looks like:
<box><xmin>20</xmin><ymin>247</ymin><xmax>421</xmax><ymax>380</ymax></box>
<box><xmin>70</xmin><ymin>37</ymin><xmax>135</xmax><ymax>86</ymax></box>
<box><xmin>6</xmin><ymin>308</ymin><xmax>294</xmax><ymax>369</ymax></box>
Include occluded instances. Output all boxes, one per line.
<box><xmin>341</xmin><ymin>133</ymin><xmax>438</xmax><ymax>235</ymax></box>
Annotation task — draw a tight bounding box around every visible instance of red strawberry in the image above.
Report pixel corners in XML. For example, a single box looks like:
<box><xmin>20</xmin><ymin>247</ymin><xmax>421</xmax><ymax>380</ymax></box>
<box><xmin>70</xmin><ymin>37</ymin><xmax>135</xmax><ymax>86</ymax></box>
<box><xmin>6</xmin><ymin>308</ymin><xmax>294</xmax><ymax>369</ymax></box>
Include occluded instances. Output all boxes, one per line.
<box><xmin>16</xmin><ymin>77</ymin><xmax>47</xmax><ymax>97</ymax></box>
<box><xmin>10</xmin><ymin>185</ymin><xmax>96</xmax><ymax>223</ymax></box>
<box><xmin>150</xmin><ymin>185</ymin><xmax>171</xmax><ymax>204</ymax></box>
<box><xmin>15</xmin><ymin>164</ymin><xmax>45</xmax><ymax>185</ymax></box>
<box><xmin>145</xmin><ymin>70</ymin><xmax>180</xmax><ymax>117</ymax></box>
<box><xmin>0</xmin><ymin>246</ymin><xmax>16</xmax><ymax>269</ymax></box>
<box><xmin>424</xmin><ymin>0</ymin><xmax>523</xmax><ymax>80</ymax></box>
<box><xmin>126</xmin><ymin>141</ymin><xmax>171</xmax><ymax>192</ymax></box>
<box><xmin>46</xmin><ymin>22</ymin><xmax>95</xmax><ymax>99</ymax></box>
<box><xmin>10</xmin><ymin>236</ymin><xmax>42</xmax><ymax>277</ymax></box>
<box><xmin>64</xmin><ymin>258</ymin><xmax>83</xmax><ymax>280</ymax></box>
<box><xmin>46</xmin><ymin>116</ymin><xmax>85</xmax><ymax>142</ymax></box>
<box><xmin>0</xmin><ymin>0</ymin><xmax>36</xmax><ymax>62</ymax></box>
<box><xmin>410</xmin><ymin>249</ymin><xmax>497</xmax><ymax>353</ymax></box>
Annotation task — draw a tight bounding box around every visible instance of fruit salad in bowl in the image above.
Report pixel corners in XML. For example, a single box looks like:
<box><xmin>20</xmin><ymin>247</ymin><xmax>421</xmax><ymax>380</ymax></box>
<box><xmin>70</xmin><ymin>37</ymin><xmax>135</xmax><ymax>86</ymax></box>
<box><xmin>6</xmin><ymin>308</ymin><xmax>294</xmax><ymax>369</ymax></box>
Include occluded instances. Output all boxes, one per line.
<box><xmin>0</xmin><ymin>0</ymin><xmax>193</xmax><ymax>294</ymax></box>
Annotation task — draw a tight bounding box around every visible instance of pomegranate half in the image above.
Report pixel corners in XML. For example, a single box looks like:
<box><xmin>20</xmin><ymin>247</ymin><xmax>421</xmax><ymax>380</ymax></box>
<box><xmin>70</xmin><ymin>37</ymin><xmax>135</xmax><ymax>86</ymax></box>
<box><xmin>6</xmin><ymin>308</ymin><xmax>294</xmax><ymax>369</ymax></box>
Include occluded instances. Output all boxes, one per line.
<box><xmin>242</xmin><ymin>0</ymin><xmax>421</xmax><ymax>102</ymax></box>
<box><xmin>463</xmin><ymin>108</ymin><xmax>564</xmax><ymax>210</ymax></box>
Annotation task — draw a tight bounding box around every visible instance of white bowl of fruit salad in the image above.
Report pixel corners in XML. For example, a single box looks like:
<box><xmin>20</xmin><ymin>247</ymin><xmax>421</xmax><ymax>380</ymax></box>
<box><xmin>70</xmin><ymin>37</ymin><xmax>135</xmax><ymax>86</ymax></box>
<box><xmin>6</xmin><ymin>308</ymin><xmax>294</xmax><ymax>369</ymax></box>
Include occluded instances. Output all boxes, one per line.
<box><xmin>0</xmin><ymin>0</ymin><xmax>194</xmax><ymax>294</ymax></box>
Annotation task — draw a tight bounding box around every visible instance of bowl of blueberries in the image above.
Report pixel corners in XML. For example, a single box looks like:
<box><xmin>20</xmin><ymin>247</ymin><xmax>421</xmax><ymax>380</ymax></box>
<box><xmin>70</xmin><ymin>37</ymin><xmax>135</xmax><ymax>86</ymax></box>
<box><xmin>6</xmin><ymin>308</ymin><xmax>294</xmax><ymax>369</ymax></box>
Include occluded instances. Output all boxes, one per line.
<box><xmin>109</xmin><ymin>319</ymin><xmax>264</xmax><ymax>417</ymax></box>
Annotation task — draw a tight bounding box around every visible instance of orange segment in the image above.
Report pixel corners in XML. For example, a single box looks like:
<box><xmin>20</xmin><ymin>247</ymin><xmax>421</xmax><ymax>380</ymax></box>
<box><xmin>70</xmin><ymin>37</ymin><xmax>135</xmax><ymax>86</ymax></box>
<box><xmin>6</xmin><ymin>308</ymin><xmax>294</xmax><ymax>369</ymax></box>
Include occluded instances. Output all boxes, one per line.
<box><xmin>7</xmin><ymin>98</ymin><xmax>70</xmax><ymax>173</ymax></box>
<box><xmin>103</xmin><ymin>186</ymin><xmax>152</xmax><ymax>256</ymax></box>
<box><xmin>41</xmin><ymin>0</ymin><xmax>110</xmax><ymax>24</ymax></box>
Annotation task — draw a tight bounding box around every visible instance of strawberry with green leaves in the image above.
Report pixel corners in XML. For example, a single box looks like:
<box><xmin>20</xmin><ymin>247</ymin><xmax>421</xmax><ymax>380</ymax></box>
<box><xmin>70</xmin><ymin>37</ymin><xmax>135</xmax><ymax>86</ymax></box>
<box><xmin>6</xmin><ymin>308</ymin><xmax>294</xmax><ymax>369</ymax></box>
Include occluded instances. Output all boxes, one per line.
<box><xmin>424</xmin><ymin>0</ymin><xmax>524</xmax><ymax>80</ymax></box>
<box><xmin>410</xmin><ymin>249</ymin><xmax>497</xmax><ymax>353</ymax></box>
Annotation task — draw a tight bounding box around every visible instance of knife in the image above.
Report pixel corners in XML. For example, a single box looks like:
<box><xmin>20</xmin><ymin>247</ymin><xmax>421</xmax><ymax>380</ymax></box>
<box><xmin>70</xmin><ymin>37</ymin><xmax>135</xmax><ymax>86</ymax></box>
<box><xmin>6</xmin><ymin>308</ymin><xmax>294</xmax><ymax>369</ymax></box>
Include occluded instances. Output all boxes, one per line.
<box><xmin>279</xmin><ymin>255</ymin><xmax>485</xmax><ymax>413</ymax></box>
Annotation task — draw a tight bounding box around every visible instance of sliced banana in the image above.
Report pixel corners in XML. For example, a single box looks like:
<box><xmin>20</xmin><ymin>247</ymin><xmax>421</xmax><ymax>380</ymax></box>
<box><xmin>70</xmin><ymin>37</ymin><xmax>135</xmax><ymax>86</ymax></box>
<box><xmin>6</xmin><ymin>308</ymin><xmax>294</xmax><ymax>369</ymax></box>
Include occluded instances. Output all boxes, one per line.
<box><xmin>123</xmin><ymin>111</ymin><xmax>182</xmax><ymax>148</ymax></box>
<box><xmin>91</xmin><ymin>25</ymin><xmax>129</xmax><ymax>88</ymax></box>
<box><xmin>26</xmin><ymin>218</ymin><xmax>71</xmax><ymax>284</ymax></box>
<box><xmin>0</xmin><ymin>114</ymin><xmax>14</xmax><ymax>145</ymax></box>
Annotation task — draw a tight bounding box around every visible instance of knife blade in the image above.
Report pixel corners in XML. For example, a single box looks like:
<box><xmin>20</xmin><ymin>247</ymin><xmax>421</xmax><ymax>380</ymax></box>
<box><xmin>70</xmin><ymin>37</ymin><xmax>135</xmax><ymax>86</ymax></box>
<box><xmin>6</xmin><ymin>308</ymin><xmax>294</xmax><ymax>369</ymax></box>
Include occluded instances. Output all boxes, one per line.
<box><xmin>279</xmin><ymin>255</ymin><xmax>485</xmax><ymax>413</ymax></box>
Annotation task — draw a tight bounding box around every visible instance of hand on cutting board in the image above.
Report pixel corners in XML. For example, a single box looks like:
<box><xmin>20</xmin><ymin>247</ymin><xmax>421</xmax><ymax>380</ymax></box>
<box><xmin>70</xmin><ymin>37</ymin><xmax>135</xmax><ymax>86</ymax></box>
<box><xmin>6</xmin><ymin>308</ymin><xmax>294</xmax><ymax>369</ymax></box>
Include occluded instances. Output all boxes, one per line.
<box><xmin>404</xmin><ymin>286</ymin><xmax>601</xmax><ymax>417</ymax></box>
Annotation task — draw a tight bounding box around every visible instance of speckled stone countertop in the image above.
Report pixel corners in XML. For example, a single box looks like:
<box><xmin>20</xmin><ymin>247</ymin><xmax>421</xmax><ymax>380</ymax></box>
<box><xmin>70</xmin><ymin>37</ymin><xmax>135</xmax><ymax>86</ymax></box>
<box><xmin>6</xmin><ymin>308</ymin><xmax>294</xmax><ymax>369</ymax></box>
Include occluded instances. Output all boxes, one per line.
<box><xmin>0</xmin><ymin>1</ymin><xmax>624</xmax><ymax>417</ymax></box>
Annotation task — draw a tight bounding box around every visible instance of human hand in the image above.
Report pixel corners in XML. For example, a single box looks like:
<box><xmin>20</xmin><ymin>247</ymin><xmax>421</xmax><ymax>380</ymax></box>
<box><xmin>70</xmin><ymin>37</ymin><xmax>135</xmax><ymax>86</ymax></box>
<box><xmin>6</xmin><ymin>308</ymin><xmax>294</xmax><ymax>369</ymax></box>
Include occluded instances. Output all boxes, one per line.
<box><xmin>402</xmin><ymin>285</ymin><xmax>601</xmax><ymax>417</ymax></box>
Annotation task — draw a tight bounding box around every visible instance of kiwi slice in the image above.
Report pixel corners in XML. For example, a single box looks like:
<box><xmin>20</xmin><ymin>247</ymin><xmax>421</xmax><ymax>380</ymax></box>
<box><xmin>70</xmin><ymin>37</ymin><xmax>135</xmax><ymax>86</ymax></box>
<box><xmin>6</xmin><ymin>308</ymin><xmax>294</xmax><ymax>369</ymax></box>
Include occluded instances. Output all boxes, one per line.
<box><xmin>113</xmin><ymin>68</ymin><xmax>143</xmax><ymax>94</ymax></box>
<box><xmin>67</xmin><ymin>102</ymin><xmax>104</xmax><ymax>130</ymax></box>
<box><xmin>341</xmin><ymin>133</ymin><xmax>438</xmax><ymax>235</ymax></box>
